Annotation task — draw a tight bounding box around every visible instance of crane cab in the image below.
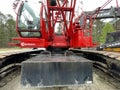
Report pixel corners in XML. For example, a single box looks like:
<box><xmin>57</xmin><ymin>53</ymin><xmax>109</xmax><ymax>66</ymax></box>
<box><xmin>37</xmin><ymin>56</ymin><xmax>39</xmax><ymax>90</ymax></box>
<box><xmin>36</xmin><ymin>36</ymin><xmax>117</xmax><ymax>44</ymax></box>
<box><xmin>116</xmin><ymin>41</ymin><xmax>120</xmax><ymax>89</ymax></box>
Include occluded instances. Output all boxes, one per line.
<box><xmin>18</xmin><ymin>2</ymin><xmax>40</xmax><ymax>37</ymax></box>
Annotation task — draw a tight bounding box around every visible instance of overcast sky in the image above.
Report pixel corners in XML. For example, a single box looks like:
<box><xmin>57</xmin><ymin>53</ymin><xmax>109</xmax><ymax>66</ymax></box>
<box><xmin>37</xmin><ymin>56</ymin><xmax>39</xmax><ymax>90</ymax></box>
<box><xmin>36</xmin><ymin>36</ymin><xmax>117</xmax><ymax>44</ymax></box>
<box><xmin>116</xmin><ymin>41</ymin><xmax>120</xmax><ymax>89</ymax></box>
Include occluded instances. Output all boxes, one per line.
<box><xmin>0</xmin><ymin>0</ymin><xmax>119</xmax><ymax>18</ymax></box>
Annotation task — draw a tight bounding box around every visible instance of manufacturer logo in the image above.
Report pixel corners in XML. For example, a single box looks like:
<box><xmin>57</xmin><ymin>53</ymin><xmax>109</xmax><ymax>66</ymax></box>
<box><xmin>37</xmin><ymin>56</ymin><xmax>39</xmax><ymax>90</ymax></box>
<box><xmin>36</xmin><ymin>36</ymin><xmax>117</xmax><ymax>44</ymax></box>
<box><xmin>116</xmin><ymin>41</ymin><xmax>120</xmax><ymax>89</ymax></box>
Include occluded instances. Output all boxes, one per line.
<box><xmin>21</xmin><ymin>42</ymin><xmax>36</xmax><ymax>46</ymax></box>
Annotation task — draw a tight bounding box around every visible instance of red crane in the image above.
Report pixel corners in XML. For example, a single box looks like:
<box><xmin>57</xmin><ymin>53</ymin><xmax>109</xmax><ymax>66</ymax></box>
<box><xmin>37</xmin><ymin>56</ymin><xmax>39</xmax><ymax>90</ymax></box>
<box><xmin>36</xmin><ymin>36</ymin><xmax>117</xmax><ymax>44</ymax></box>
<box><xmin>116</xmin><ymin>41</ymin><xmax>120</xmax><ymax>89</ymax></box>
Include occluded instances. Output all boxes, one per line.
<box><xmin>11</xmin><ymin>0</ymin><xmax>119</xmax><ymax>87</ymax></box>
<box><xmin>11</xmin><ymin>0</ymin><xmax>96</xmax><ymax>50</ymax></box>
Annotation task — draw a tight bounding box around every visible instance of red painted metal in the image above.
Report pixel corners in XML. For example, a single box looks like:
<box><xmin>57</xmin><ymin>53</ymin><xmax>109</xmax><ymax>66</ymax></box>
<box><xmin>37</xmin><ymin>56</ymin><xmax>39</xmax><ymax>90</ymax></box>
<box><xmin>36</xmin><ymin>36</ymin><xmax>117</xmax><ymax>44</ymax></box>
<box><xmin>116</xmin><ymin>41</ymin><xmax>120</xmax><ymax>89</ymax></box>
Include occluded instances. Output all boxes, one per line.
<box><xmin>13</xmin><ymin>0</ymin><xmax>118</xmax><ymax>49</ymax></box>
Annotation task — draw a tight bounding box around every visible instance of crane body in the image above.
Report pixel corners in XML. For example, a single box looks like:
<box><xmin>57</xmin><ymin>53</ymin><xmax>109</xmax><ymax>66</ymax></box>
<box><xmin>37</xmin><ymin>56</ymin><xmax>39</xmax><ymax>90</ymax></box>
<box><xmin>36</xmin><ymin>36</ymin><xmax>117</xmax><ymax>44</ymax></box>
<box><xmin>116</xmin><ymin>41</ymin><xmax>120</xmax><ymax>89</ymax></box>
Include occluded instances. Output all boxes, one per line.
<box><xmin>11</xmin><ymin>0</ymin><xmax>119</xmax><ymax>87</ymax></box>
<box><xmin>12</xmin><ymin>0</ymin><xmax>96</xmax><ymax>50</ymax></box>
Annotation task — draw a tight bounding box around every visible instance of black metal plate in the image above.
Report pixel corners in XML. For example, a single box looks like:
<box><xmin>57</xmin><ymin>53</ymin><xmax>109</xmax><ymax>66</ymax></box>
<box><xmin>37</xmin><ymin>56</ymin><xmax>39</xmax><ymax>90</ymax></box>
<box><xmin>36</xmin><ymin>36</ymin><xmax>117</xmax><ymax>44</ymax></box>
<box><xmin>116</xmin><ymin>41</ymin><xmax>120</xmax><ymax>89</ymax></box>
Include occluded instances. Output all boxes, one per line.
<box><xmin>21</xmin><ymin>54</ymin><xmax>93</xmax><ymax>87</ymax></box>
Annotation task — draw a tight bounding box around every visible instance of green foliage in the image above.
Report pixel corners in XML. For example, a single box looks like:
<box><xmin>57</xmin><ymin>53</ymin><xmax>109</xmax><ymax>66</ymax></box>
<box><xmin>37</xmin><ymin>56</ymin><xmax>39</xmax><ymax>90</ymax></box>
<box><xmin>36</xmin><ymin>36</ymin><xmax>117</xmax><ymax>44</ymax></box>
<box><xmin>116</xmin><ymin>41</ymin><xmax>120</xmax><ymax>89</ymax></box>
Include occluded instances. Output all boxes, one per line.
<box><xmin>0</xmin><ymin>12</ymin><xmax>17</xmax><ymax>48</ymax></box>
<box><xmin>92</xmin><ymin>20</ymin><xmax>104</xmax><ymax>43</ymax></box>
<box><xmin>100</xmin><ymin>23</ymin><xmax>115</xmax><ymax>44</ymax></box>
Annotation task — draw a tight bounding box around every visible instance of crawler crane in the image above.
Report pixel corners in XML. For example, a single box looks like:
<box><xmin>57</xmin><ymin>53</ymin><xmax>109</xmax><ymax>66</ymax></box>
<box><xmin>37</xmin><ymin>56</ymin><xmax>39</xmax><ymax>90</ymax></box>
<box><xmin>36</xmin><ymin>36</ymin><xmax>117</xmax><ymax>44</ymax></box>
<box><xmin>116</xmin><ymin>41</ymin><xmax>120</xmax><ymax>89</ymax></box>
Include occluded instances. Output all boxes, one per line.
<box><xmin>11</xmin><ymin>0</ymin><xmax>119</xmax><ymax>87</ymax></box>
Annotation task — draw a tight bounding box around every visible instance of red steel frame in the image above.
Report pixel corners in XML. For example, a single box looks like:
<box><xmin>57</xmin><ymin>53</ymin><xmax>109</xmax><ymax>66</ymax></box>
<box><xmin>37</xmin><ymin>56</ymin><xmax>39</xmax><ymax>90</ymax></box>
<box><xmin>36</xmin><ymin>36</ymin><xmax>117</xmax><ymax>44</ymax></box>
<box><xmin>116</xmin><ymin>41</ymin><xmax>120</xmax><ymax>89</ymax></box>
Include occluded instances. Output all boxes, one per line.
<box><xmin>11</xmin><ymin>0</ymin><xmax>97</xmax><ymax>48</ymax></box>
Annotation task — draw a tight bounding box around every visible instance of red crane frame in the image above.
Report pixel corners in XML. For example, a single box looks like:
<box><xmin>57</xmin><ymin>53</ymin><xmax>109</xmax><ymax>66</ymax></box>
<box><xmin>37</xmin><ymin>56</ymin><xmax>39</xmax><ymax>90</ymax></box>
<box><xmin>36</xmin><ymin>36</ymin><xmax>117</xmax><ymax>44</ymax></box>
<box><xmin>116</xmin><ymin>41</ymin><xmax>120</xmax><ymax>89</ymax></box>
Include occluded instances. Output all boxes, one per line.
<box><xmin>11</xmin><ymin>0</ymin><xmax>99</xmax><ymax>49</ymax></box>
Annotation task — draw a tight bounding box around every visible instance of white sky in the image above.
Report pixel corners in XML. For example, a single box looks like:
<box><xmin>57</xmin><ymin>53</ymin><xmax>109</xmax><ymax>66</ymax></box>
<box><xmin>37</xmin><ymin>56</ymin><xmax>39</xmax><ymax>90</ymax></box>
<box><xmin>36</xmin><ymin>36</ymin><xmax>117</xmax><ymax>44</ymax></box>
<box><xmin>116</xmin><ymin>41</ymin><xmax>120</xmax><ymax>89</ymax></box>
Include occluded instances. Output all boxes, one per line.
<box><xmin>0</xmin><ymin>0</ymin><xmax>119</xmax><ymax>18</ymax></box>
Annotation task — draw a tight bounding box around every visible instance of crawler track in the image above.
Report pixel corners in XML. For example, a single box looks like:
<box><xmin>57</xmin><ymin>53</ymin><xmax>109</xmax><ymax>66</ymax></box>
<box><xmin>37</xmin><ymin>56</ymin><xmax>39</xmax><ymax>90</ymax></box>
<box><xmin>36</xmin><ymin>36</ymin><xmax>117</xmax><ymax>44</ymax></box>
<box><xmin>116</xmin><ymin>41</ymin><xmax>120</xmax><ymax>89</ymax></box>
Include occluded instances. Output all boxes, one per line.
<box><xmin>0</xmin><ymin>49</ymin><xmax>120</xmax><ymax>90</ymax></box>
<box><xmin>71</xmin><ymin>49</ymin><xmax>120</xmax><ymax>80</ymax></box>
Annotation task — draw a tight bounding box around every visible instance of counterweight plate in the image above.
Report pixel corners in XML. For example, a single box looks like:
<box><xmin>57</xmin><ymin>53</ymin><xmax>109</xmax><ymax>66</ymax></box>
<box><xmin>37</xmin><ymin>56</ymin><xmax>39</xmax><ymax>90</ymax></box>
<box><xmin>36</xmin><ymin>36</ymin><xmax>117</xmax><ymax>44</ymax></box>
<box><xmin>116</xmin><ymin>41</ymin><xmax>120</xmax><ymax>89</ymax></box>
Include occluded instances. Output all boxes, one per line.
<box><xmin>21</xmin><ymin>54</ymin><xmax>93</xmax><ymax>87</ymax></box>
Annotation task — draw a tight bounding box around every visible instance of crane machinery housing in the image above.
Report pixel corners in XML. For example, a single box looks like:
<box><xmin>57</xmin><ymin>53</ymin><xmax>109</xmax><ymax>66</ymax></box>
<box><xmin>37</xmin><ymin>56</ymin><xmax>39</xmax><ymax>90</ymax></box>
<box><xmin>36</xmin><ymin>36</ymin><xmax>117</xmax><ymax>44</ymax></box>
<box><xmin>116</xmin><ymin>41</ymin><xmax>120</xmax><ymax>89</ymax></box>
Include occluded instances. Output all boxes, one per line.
<box><xmin>12</xmin><ymin>0</ymin><xmax>96</xmax><ymax>50</ymax></box>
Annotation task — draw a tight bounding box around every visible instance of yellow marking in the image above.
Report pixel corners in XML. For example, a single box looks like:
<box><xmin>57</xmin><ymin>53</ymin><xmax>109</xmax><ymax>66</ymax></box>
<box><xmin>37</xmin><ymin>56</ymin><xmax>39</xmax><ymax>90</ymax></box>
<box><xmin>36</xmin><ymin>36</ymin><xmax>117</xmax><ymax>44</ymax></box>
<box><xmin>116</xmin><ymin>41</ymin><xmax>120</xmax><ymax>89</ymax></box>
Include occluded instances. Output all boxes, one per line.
<box><xmin>104</xmin><ymin>48</ymin><xmax>120</xmax><ymax>52</ymax></box>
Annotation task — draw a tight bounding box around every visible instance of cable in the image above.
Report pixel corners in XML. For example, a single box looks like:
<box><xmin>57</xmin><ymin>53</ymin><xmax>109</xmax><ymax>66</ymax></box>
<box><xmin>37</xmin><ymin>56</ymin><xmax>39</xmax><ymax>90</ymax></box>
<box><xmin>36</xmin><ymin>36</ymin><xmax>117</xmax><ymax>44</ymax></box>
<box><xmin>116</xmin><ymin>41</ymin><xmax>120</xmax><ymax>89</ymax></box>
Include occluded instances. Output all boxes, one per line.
<box><xmin>101</xmin><ymin>0</ymin><xmax>112</xmax><ymax>9</ymax></box>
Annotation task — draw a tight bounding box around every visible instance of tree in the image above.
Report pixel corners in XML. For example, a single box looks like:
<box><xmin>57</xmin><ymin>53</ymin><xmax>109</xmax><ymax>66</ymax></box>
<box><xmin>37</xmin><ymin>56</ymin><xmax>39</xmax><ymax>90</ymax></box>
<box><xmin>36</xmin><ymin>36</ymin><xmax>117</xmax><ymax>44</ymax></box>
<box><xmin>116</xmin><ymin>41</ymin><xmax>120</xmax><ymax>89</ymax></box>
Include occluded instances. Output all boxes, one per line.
<box><xmin>100</xmin><ymin>22</ymin><xmax>115</xmax><ymax>44</ymax></box>
<box><xmin>0</xmin><ymin>12</ymin><xmax>17</xmax><ymax>48</ymax></box>
<box><xmin>0</xmin><ymin>12</ymin><xmax>7</xmax><ymax>47</ymax></box>
<box><xmin>92</xmin><ymin>20</ymin><xmax>104</xmax><ymax>43</ymax></box>
<box><xmin>5</xmin><ymin>14</ymin><xmax>17</xmax><ymax>43</ymax></box>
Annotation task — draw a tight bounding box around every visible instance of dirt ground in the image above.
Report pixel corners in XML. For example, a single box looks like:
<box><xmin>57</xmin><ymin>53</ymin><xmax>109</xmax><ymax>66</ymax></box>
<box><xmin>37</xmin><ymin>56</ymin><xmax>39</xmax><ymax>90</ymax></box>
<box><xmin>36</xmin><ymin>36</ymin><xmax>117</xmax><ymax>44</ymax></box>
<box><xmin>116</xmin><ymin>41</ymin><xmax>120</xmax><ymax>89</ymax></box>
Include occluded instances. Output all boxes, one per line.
<box><xmin>0</xmin><ymin>68</ymin><xmax>120</xmax><ymax>90</ymax></box>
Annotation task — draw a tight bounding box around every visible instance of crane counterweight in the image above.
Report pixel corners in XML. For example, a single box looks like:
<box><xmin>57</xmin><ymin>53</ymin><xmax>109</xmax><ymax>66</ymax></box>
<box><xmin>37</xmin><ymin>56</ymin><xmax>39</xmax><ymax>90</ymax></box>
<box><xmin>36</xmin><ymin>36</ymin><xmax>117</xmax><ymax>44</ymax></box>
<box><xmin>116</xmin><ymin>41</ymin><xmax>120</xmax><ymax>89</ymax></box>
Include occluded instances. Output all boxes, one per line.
<box><xmin>21</xmin><ymin>54</ymin><xmax>93</xmax><ymax>87</ymax></box>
